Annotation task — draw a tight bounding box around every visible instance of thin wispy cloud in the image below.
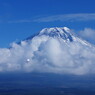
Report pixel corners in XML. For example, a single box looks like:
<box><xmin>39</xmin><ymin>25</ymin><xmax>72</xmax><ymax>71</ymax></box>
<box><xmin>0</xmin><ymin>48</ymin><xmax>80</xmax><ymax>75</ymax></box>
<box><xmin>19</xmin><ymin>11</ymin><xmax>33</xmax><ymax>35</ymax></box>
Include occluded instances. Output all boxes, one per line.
<box><xmin>34</xmin><ymin>13</ymin><xmax>95</xmax><ymax>22</ymax></box>
<box><xmin>2</xmin><ymin>13</ymin><xmax>95</xmax><ymax>24</ymax></box>
<box><xmin>8</xmin><ymin>19</ymin><xmax>33</xmax><ymax>23</ymax></box>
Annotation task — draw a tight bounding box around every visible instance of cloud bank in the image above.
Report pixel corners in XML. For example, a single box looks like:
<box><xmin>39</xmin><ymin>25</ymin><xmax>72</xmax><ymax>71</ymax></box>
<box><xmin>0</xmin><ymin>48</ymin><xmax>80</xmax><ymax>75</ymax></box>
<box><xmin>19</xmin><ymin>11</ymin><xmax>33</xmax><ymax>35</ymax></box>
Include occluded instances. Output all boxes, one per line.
<box><xmin>0</xmin><ymin>33</ymin><xmax>95</xmax><ymax>75</ymax></box>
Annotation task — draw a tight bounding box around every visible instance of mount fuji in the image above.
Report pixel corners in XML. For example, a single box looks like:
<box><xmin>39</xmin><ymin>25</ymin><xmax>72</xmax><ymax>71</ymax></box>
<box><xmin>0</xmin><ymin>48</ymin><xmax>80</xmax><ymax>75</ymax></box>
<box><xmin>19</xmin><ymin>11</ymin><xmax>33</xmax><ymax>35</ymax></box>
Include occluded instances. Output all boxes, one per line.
<box><xmin>0</xmin><ymin>27</ymin><xmax>95</xmax><ymax>75</ymax></box>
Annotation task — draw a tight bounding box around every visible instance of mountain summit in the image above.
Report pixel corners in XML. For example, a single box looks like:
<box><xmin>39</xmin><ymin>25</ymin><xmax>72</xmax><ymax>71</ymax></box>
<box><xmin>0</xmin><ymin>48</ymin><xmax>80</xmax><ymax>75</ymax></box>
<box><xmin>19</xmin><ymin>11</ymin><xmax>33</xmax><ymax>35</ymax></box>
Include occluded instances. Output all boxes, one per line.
<box><xmin>39</xmin><ymin>27</ymin><xmax>71</xmax><ymax>35</ymax></box>
<box><xmin>39</xmin><ymin>27</ymin><xmax>73</xmax><ymax>42</ymax></box>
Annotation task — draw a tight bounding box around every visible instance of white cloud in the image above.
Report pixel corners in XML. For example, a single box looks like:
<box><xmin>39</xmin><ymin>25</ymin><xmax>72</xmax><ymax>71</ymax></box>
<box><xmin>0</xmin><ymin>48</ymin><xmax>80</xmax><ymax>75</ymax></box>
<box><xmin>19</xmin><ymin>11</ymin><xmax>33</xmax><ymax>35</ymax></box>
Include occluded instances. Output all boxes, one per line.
<box><xmin>34</xmin><ymin>13</ymin><xmax>95</xmax><ymax>22</ymax></box>
<box><xmin>78</xmin><ymin>28</ymin><xmax>95</xmax><ymax>44</ymax></box>
<box><xmin>0</xmin><ymin>34</ymin><xmax>95</xmax><ymax>75</ymax></box>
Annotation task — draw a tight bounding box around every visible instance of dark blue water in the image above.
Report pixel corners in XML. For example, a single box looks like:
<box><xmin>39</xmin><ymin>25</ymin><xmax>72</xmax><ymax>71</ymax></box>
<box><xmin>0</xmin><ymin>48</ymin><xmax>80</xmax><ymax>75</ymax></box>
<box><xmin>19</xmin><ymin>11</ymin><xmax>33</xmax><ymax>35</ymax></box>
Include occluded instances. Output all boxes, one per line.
<box><xmin>0</xmin><ymin>73</ymin><xmax>95</xmax><ymax>95</ymax></box>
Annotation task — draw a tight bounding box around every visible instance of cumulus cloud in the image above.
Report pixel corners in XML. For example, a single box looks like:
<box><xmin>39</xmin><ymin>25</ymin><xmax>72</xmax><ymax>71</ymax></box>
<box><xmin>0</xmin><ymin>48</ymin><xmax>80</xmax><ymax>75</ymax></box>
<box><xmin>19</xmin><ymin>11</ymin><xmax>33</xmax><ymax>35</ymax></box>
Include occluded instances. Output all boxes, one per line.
<box><xmin>78</xmin><ymin>28</ymin><xmax>95</xmax><ymax>44</ymax></box>
<box><xmin>0</xmin><ymin>34</ymin><xmax>95</xmax><ymax>75</ymax></box>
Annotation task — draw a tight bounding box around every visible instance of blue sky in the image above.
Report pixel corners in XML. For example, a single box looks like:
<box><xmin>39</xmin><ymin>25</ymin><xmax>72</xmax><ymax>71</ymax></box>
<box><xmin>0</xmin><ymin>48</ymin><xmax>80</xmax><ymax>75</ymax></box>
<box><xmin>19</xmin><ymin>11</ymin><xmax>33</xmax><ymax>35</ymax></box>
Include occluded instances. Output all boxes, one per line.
<box><xmin>0</xmin><ymin>0</ymin><xmax>95</xmax><ymax>47</ymax></box>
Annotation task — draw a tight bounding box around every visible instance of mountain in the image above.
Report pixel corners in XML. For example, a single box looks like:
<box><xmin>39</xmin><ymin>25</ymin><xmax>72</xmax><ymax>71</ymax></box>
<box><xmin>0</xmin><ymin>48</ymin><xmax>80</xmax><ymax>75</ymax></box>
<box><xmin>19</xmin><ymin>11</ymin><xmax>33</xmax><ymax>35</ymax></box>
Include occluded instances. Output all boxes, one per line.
<box><xmin>25</xmin><ymin>27</ymin><xmax>92</xmax><ymax>47</ymax></box>
<box><xmin>0</xmin><ymin>27</ymin><xmax>95</xmax><ymax>75</ymax></box>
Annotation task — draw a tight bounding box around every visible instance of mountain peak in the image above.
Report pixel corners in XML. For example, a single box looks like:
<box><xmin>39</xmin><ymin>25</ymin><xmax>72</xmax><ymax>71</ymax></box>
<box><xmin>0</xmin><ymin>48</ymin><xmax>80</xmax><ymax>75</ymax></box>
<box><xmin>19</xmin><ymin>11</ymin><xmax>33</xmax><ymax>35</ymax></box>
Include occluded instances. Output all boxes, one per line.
<box><xmin>39</xmin><ymin>27</ymin><xmax>70</xmax><ymax>34</ymax></box>
<box><xmin>39</xmin><ymin>27</ymin><xmax>73</xmax><ymax>42</ymax></box>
